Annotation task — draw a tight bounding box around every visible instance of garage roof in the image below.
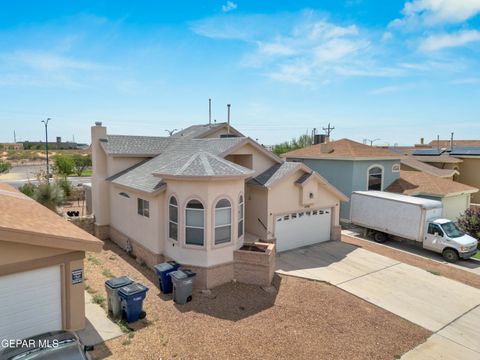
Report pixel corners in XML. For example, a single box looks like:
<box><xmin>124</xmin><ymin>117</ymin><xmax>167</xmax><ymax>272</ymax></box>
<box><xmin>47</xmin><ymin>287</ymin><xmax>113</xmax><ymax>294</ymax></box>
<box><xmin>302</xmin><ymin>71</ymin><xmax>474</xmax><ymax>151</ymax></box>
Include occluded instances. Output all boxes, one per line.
<box><xmin>0</xmin><ymin>184</ymin><xmax>103</xmax><ymax>252</ymax></box>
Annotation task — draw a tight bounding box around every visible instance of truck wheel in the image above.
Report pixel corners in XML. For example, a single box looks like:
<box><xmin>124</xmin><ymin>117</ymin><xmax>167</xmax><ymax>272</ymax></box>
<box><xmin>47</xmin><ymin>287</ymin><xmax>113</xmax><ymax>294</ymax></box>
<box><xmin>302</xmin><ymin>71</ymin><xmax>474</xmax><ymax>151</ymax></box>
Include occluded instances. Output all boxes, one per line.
<box><xmin>373</xmin><ymin>232</ymin><xmax>388</xmax><ymax>243</ymax></box>
<box><xmin>442</xmin><ymin>249</ymin><xmax>459</xmax><ymax>263</ymax></box>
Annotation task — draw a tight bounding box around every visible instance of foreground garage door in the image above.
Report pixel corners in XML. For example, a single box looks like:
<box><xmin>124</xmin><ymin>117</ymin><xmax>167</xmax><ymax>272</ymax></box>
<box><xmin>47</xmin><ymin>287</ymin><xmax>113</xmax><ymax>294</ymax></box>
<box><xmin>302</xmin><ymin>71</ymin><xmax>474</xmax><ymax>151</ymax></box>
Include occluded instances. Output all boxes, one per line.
<box><xmin>275</xmin><ymin>208</ymin><xmax>331</xmax><ymax>252</ymax></box>
<box><xmin>0</xmin><ymin>266</ymin><xmax>62</xmax><ymax>346</ymax></box>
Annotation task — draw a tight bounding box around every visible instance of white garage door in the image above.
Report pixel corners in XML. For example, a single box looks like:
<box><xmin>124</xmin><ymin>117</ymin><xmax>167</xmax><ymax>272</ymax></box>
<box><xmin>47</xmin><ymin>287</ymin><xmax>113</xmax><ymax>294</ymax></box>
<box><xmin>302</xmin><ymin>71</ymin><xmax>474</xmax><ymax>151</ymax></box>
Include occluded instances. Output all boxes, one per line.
<box><xmin>0</xmin><ymin>266</ymin><xmax>62</xmax><ymax>346</ymax></box>
<box><xmin>275</xmin><ymin>208</ymin><xmax>331</xmax><ymax>252</ymax></box>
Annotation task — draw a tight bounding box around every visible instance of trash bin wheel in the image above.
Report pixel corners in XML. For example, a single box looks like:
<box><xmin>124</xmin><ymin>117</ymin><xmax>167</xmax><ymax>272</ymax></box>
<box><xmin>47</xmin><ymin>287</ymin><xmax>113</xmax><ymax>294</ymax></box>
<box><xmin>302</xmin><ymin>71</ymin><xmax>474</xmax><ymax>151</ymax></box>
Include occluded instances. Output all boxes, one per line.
<box><xmin>187</xmin><ymin>295</ymin><xmax>192</xmax><ymax>303</ymax></box>
<box><xmin>139</xmin><ymin>311</ymin><xmax>147</xmax><ymax>319</ymax></box>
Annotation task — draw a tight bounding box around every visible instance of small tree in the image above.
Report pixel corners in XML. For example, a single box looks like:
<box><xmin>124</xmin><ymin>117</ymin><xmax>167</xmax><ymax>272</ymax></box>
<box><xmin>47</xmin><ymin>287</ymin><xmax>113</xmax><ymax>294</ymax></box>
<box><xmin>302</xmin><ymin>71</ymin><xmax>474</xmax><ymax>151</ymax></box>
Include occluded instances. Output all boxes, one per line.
<box><xmin>0</xmin><ymin>160</ymin><xmax>11</xmax><ymax>174</ymax></box>
<box><xmin>272</xmin><ymin>134</ymin><xmax>313</xmax><ymax>156</ymax></box>
<box><xmin>457</xmin><ymin>208</ymin><xmax>480</xmax><ymax>244</ymax></box>
<box><xmin>53</xmin><ymin>154</ymin><xmax>74</xmax><ymax>177</ymax></box>
<box><xmin>72</xmin><ymin>154</ymin><xmax>92</xmax><ymax>176</ymax></box>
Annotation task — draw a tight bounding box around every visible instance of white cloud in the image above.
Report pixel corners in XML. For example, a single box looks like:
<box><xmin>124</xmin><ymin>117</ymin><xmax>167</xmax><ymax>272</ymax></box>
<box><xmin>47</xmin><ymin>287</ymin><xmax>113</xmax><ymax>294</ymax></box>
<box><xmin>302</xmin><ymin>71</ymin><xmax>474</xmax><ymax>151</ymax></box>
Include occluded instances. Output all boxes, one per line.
<box><xmin>222</xmin><ymin>1</ymin><xmax>237</xmax><ymax>13</ymax></box>
<box><xmin>1</xmin><ymin>51</ymin><xmax>101</xmax><ymax>71</ymax></box>
<box><xmin>391</xmin><ymin>0</ymin><xmax>480</xmax><ymax>28</ymax></box>
<box><xmin>419</xmin><ymin>29</ymin><xmax>480</xmax><ymax>51</ymax></box>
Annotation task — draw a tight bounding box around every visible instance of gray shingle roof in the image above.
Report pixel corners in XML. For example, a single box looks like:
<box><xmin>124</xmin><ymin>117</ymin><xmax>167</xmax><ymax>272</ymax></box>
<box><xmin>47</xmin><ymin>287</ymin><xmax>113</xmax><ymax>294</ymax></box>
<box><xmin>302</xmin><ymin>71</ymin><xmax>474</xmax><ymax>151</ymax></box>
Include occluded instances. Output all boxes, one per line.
<box><xmin>248</xmin><ymin>162</ymin><xmax>301</xmax><ymax>187</ymax></box>
<box><xmin>110</xmin><ymin>137</ymin><xmax>248</xmax><ymax>193</ymax></box>
<box><xmin>154</xmin><ymin>151</ymin><xmax>253</xmax><ymax>177</ymax></box>
<box><xmin>171</xmin><ymin>123</ymin><xmax>244</xmax><ymax>139</ymax></box>
<box><xmin>295</xmin><ymin>172</ymin><xmax>312</xmax><ymax>184</ymax></box>
<box><xmin>101</xmin><ymin>135</ymin><xmax>174</xmax><ymax>156</ymax></box>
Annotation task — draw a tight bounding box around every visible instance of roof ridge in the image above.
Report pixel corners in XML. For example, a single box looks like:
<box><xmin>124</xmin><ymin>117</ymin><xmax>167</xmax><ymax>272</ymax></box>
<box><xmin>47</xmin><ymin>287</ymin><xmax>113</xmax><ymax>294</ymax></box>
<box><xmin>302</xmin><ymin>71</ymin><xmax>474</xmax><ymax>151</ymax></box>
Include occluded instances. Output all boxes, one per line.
<box><xmin>199</xmin><ymin>152</ymin><xmax>215</xmax><ymax>176</ymax></box>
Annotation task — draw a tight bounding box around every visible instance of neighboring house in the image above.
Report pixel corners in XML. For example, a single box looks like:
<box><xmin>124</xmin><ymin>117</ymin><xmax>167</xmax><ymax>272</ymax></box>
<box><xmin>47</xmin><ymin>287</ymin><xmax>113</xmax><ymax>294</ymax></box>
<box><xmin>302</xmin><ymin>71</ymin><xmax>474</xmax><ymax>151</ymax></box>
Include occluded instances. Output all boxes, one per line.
<box><xmin>400</xmin><ymin>156</ymin><xmax>459</xmax><ymax>179</ymax></box>
<box><xmin>0</xmin><ymin>183</ymin><xmax>103</xmax><ymax>343</ymax></box>
<box><xmin>386</xmin><ymin>170</ymin><xmax>478</xmax><ymax>220</ymax></box>
<box><xmin>1</xmin><ymin>142</ymin><xmax>23</xmax><ymax>151</ymax></box>
<box><xmin>91</xmin><ymin>122</ymin><xmax>347</xmax><ymax>289</ymax></box>
<box><xmin>283</xmin><ymin>139</ymin><xmax>401</xmax><ymax>222</ymax></box>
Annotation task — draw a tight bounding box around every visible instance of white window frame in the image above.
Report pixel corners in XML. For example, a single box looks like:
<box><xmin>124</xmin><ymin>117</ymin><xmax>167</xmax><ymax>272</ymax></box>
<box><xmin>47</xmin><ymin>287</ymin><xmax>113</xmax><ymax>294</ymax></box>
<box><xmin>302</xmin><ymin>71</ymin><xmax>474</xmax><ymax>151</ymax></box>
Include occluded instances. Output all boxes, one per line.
<box><xmin>137</xmin><ymin>198</ymin><xmax>150</xmax><ymax>218</ymax></box>
<box><xmin>185</xmin><ymin>199</ymin><xmax>205</xmax><ymax>247</ymax></box>
<box><xmin>214</xmin><ymin>198</ymin><xmax>232</xmax><ymax>245</ymax></box>
<box><xmin>238</xmin><ymin>195</ymin><xmax>244</xmax><ymax>239</ymax></box>
<box><xmin>366</xmin><ymin>164</ymin><xmax>384</xmax><ymax>191</ymax></box>
<box><xmin>168</xmin><ymin>195</ymin><xmax>178</xmax><ymax>241</ymax></box>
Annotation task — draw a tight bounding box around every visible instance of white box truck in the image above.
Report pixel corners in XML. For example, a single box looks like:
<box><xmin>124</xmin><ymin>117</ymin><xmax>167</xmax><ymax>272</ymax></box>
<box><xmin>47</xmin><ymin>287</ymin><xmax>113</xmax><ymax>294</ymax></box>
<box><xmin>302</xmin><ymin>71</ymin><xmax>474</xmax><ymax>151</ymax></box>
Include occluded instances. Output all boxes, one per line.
<box><xmin>350</xmin><ymin>191</ymin><xmax>478</xmax><ymax>262</ymax></box>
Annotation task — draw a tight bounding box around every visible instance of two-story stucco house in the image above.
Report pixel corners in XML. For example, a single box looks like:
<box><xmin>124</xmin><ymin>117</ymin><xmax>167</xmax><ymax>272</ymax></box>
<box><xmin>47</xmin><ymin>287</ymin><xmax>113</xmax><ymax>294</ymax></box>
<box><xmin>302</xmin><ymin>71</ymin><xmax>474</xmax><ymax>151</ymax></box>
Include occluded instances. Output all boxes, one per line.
<box><xmin>91</xmin><ymin>122</ymin><xmax>347</xmax><ymax>289</ymax></box>
<box><xmin>283</xmin><ymin>139</ymin><xmax>401</xmax><ymax>222</ymax></box>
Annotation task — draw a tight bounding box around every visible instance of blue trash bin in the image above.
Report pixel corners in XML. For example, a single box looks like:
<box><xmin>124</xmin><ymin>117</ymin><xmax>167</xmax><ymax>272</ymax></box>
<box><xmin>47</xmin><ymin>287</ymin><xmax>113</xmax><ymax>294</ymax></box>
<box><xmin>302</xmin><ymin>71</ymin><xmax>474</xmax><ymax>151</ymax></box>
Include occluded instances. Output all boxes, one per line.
<box><xmin>105</xmin><ymin>276</ymin><xmax>134</xmax><ymax>318</ymax></box>
<box><xmin>153</xmin><ymin>261</ymin><xmax>180</xmax><ymax>294</ymax></box>
<box><xmin>118</xmin><ymin>282</ymin><xmax>149</xmax><ymax>323</ymax></box>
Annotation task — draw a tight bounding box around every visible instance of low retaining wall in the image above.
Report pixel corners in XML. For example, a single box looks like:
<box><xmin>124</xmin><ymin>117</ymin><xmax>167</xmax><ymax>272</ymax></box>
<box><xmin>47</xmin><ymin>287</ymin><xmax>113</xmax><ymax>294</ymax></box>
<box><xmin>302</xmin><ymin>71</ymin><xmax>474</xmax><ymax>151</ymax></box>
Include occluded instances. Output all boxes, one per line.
<box><xmin>233</xmin><ymin>243</ymin><xmax>276</xmax><ymax>287</ymax></box>
<box><xmin>69</xmin><ymin>215</ymin><xmax>95</xmax><ymax>235</ymax></box>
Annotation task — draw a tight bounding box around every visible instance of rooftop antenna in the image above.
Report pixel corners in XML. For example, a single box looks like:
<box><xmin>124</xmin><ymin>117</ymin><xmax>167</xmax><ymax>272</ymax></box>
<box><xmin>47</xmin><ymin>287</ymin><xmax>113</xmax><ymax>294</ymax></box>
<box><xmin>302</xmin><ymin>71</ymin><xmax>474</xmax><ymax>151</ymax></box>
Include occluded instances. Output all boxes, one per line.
<box><xmin>437</xmin><ymin>134</ymin><xmax>440</xmax><ymax>152</ymax></box>
<box><xmin>165</xmin><ymin>129</ymin><xmax>178</xmax><ymax>136</ymax></box>
<box><xmin>227</xmin><ymin>104</ymin><xmax>231</xmax><ymax>134</ymax></box>
<box><xmin>450</xmin><ymin>132</ymin><xmax>454</xmax><ymax>151</ymax></box>
<box><xmin>365</xmin><ymin>138</ymin><xmax>381</xmax><ymax>146</ymax></box>
<box><xmin>322</xmin><ymin>123</ymin><xmax>335</xmax><ymax>137</ymax></box>
<box><xmin>209</xmin><ymin>98</ymin><xmax>212</xmax><ymax>125</ymax></box>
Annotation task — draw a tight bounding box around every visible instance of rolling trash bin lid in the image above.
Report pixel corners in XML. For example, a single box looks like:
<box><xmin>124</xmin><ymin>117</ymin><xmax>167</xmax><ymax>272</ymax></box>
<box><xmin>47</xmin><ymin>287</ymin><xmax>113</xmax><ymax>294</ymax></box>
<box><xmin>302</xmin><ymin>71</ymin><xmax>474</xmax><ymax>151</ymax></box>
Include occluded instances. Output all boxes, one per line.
<box><xmin>105</xmin><ymin>276</ymin><xmax>133</xmax><ymax>289</ymax></box>
<box><xmin>170</xmin><ymin>269</ymin><xmax>196</xmax><ymax>281</ymax></box>
<box><xmin>118</xmin><ymin>283</ymin><xmax>149</xmax><ymax>297</ymax></box>
<box><xmin>154</xmin><ymin>262</ymin><xmax>174</xmax><ymax>273</ymax></box>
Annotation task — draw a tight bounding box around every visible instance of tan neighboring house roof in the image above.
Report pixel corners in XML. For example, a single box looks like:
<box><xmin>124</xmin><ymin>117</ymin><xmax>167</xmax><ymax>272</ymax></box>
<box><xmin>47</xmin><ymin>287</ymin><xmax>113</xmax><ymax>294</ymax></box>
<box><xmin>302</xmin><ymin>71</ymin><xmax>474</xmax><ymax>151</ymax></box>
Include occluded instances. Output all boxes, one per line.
<box><xmin>283</xmin><ymin>139</ymin><xmax>401</xmax><ymax>160</ymax></box>
<box><xmin>413</xmin><ymin>154</ymin><xmax>463</xmax><ymax>164</ymax></box>
<box><xmin>0</xmin><ymin>184</ymin><xmax>103</xmax><ymax>252</ymax></box>
<box><xmin>429</xmin><ymin>140</ymin><xmax>480</xmax><ymax>148</ymax></box>
<box><xmin>386</xmin><ymin>170</ymin><xmax>478</xmax><ymax>198</ymax></box>
<box><xmin>401</xmin><ymin>156</ymin><xmax>458</xmax><ymax>178</ymax></box>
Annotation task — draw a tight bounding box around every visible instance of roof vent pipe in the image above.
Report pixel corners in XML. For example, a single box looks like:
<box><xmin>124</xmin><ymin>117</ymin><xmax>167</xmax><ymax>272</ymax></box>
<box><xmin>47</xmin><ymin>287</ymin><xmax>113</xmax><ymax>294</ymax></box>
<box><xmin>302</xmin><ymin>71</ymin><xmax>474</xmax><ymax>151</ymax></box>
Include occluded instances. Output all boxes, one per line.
<box><xmin>227</xmin><ymin>104</ymin><xmax>231</xmax><ymax>134</ymax></box>
<box><xmin>209</xmin><ymin>98</ymin><xmax>212</xmax><ymax>125</ymax></box>
<box><xmin>450</xmin><ymin>132</ymin><xmax>454</xmax><ymax>151</ymax></box>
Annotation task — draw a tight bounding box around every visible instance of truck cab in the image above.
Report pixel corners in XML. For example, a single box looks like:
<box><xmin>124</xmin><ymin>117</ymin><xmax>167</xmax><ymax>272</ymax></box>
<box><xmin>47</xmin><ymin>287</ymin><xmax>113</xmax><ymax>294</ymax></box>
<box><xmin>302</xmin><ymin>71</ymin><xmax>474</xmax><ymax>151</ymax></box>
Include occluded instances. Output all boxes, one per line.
<box><xmin>424</xmin><ymin>218</ymin><xmax>478</xmax><ymax>262</ymax></box>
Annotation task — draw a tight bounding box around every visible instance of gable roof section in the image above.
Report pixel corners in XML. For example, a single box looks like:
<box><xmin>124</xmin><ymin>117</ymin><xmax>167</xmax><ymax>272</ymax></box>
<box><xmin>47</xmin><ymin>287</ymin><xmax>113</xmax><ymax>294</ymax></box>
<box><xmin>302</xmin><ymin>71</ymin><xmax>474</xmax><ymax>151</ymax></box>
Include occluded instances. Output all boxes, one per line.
<box><xmin>153</xmin><ymin>151</ymin><xmax>254</xmax><ymax>178</ymax></box>
<box><xmin>171</xmin><ymin>123</ymin><xmax>244</xmax><ymax>139</ymax></box>
<box><xmin>247</xmin><ymin>162</ymin><xmax>348</xmax><ymax>201</ymax></box>
<box><xmin>0</xmin><ymin>184</ymin><xmax>103</xmax><ymax>252</ymax></box>
<box><xmin>101</xmin><ymin>135</ymin><xmax>174</xmax><ymax>157</ymax></box>
<box><xmin>401</xmin><ymin>156</ymin><xmax>458</xmax><ymax>178</ymax></box>
<box><xmin>386</xmin><ymin>170</ymin><xmax>478</xmax><ymax>197</ymax></box>
<box><xmin>283</xmin><ymin>139</ymin><xmax>401</xmax><ymax>160</ymax></box>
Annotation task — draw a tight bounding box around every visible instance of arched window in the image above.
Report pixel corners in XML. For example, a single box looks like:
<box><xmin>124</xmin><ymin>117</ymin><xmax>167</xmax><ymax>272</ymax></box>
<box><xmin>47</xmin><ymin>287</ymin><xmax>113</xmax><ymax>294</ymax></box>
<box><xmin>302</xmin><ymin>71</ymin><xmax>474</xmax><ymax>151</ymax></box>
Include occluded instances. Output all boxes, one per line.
<box><xmin>215</xmin><ymin>199</ymin><xmax>232</xmax><ymax>245</ymax></box>
<box><xmin>168</xmin><ymin>196</ymin><xmax>178</xmax><ymax>241</ymax></box>
<box><xmin>238</xmin><ymin>195</ymin><xmax>244</xmax><ymax>238</ymax></box>
<box><xmin>368</xmin><ymin>166</ymin><xmax>383</xmax><ymax>191</ymax></box>
<box><xmin>185</xmin><ymin>199</ymin><xmax>204</xmax><ymax>246</ymax></box>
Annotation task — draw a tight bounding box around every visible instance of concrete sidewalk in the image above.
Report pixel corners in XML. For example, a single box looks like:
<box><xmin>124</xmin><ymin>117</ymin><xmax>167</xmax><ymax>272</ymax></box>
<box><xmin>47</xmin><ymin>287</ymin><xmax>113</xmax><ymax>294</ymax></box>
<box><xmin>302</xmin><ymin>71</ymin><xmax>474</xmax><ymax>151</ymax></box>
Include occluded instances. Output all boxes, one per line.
<box><xmin>76</xmin><ymin>292</ymin><xmax>124</xmax><ymax>346</ymax></box>
<box><xmin>276</xmin><ymin>241</ymin><xmax>480</xmax><ymax>358</ymax></box>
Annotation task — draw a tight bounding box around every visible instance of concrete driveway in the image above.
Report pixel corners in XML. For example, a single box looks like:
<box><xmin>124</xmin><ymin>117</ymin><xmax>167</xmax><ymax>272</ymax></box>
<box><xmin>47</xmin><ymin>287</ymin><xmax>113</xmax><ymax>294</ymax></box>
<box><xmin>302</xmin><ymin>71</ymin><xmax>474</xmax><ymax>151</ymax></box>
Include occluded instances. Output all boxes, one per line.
<box><xmin>276</xmin><ymin>241</ymin><xmax>480</xmax><ymax>359</ymax></box>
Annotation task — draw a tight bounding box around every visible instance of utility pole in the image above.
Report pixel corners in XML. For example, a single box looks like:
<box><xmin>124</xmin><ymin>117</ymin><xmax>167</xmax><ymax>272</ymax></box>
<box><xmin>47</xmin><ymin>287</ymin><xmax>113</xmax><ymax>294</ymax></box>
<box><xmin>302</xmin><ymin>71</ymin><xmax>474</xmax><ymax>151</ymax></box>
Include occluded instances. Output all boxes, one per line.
<box><xmin>13</xmin><ymin>130</ymin><xmax>16</xmax><ymax>143</ymax></box>
<box><xmin>322</xmin><ymin>123</ymin><xmax>335</xmax><ymax>137</ymax></box>
<box><xmin>41</xmin><ymin>118</ymin><xmax>51</xmax><ymax>184</ymax></box>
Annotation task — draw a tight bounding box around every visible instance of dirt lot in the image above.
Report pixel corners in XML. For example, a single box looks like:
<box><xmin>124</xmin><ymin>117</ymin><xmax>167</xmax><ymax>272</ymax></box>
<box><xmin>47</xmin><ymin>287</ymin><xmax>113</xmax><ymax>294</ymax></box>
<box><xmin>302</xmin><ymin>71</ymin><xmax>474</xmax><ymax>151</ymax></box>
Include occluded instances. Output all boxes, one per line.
<box><xmin>85</xmin><ymin>240</ymin><xmax>430</xmax><ymax>360</ymax></box>
<box><xmin>342</xmin><ymin>234</ymin><xmax>480</xmax><ymax>289</ymax></box>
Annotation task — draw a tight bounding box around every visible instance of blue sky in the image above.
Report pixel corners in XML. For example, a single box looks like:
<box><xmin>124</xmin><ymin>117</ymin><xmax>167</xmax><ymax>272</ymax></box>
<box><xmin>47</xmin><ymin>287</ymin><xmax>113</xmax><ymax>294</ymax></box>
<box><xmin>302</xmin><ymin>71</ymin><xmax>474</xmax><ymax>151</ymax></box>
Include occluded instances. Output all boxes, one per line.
<box><xmin>1</xmin><ymin>0</ymin><xmax>479</xmax><ymax>146</ymax></box>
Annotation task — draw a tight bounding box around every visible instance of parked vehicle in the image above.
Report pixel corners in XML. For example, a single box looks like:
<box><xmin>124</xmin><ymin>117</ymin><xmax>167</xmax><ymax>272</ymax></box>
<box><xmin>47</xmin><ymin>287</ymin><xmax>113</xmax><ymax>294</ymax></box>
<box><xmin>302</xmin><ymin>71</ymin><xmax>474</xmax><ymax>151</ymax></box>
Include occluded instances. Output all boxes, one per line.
<box><xmin>350</xmin><ymin>191</ymin><xmax>478</xmax><ymax>262</ymax></box>
<box><xmin>0</xmin><ymin>331</ymin><xmax>93</xmax><ymax>360</ymax></box>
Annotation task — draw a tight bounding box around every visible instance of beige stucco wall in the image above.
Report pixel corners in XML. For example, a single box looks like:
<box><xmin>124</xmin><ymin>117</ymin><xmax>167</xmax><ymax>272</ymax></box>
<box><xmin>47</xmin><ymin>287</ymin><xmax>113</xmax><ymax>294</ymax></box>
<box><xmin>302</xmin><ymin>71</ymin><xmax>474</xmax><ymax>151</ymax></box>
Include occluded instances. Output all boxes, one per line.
<box><xmin>245</xmin><ymin>186</ymin><xmax>269</xmax><ymax>240</ymax></box>
<box><xmin>109</xmin><ymin>185</ymin><xmax>164</xmax><ymax>255</ymax></box>
<box><xmin>227</xmin><ymin>142</ymin><xmax>277</xmax><ymax>177</ymax></box>
<box><xmin>91</xmin><ymin>125</ymin><xmax>110</xmax><ymax>226</ymax></box>
<box><xmin>106</xmin><ymin>156</ymin><xmax>148</xmax><ymax>177</ymax></box>
<box><xmin>267</xmin><ymin>169</ymin><xmax>340</xmax><ymax>238</ymax></box>
<box><xmin>457</xmin><ymin>158</ymin><xmax>480</xmax><ymax>203</ymax></box>
<box><xmin>442</xmin><ymin>194</ymin><xmax>471</xmax><ymax>220</ymax></box>
<box><xmin>203</xmin><ymin>126</ymin><xmax>243</xmax><ymax>138</ymax></box>
<box><xmin>0</xmin><ymin>241</ymin><xmax>70</xmax><ymax>265</ymax></box>
<box><xmin>163</xmin><ymin>178</ymin><xmax>245</xmax><ymax>267</ymax></box>
<box><xmin>64</xmin><ymin>258</ymin><xmax>85</xmax><ymax>331</ymax></box>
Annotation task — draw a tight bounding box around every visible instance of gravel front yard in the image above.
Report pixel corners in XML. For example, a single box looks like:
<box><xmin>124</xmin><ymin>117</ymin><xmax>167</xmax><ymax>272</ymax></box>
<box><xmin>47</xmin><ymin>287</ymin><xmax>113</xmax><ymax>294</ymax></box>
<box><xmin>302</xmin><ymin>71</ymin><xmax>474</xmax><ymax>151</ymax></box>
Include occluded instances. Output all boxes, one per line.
<box><xmin>85</xmin><ymin>240</ymin><xmax>430</xmax><ymax>360</ymax></box>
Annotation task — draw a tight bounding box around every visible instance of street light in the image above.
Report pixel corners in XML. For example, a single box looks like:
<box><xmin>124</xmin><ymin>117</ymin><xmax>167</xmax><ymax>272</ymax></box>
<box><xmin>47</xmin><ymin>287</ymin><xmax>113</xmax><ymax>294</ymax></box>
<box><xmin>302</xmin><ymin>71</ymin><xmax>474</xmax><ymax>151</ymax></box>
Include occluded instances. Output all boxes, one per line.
<box><xmin>41</xmin><ymin>118</ymin><xmax>51</xmax><ymax>183</ymax></box>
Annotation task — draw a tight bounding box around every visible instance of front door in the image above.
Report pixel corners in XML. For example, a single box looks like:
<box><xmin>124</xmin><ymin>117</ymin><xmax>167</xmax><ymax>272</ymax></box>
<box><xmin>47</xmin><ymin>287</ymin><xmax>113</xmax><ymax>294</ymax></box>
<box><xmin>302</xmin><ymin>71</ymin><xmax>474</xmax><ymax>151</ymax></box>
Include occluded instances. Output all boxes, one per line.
<box><xmin>424</xmin><ymin>223</ymin><xmax>445</xmax><ymax>253</ymax></box>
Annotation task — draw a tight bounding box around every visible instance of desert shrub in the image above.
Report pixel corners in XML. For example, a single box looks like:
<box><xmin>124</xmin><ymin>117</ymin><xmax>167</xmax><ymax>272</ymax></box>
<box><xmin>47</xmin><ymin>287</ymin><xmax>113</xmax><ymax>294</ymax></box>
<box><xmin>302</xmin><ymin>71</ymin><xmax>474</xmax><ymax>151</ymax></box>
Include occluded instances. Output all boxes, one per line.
<box><xmin>57</xmin><ymin>178</ymin><xmax>73</xmax><ymax>197</ymax></box>
<box><xmin>32</xmin><ymin>183</ymin><xmax>65</xmax><ymax>211</ymax></box>
<box><xmin>458</xmin><ymin>208</ymin><xmax>480</xmax><ymax>246</ymax></box>
<box><xmin>0</xmin><ymin>160</ymin><xmax>11</xmax><ymax>174</ymax></box>
<box><xmin>19</xmin><ymin>182</ymin><xmax>37</xmax><ymax>197</ymax></box>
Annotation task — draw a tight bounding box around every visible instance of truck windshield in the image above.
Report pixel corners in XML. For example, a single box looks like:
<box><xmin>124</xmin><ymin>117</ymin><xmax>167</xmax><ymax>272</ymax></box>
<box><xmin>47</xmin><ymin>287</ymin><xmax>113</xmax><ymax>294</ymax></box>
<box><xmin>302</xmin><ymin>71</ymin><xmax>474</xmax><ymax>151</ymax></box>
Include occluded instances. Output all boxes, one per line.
<box><xmin>441</xmin><ymin>222</ymin><xmax>464</xmax><ymax>238</ymax></box>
